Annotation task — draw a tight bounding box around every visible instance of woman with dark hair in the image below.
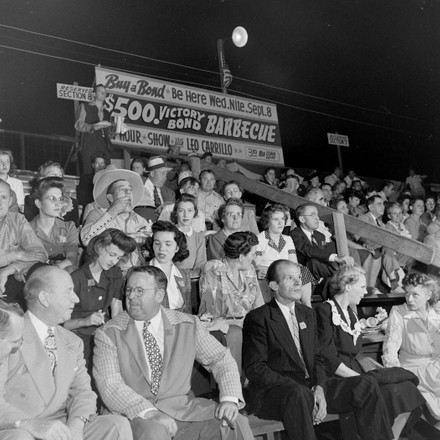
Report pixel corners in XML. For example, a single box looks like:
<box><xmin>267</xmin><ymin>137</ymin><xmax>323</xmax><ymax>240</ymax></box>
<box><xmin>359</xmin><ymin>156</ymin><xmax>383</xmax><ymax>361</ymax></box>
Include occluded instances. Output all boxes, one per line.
<box><xmin>24</xmin><ymin>161</ymin><xmax>79</xmax><ymax>226</ymax></box>
<box><xmin>207</xmin><ymin>198</ymin><xmax>244</xmax><ymax>260</ymax></box>
<box><xmin>144</xmin><ymin>221</ymin><xmax>192</xmax><ymax>313</ymax></box>
<box><xmin>170</xmin><ymin>194</ymin><xmax>207</xmax><ymax>274</ymax></box>
<box><xmin>64</xmin><ymin>228</ymin><xmax>137</xmax><ymax>371</ymax></box>
<box><xmin>130</xmin><ymin>157</ymin><xmax>147</xmax><ymax>183</ymax></box>
<box><xmin>421</xmin><ymin>195</ymin><xmax>436</xmax><ymax>228</ymax></box>
<box><xmin>383</xmin><ymin>273</ymin><xmax>440</xmax><ymax>429</ymax></box>
<box><xmin>199</xmin><ymin>231</ymin><xmax>263</xmax><ymax>373</ymax></box>
<box><xmin>316</xmin><ymin>265</ymin><xmax>425</xmax><ymax>440</ymax></box>
<box><xmin>29</xmin><ymin>177</ymin><xmax>79</xmax><ymax>273</ymax></box>
<box><xmin>255</xmin><ymin>203</ymin><xmax>314</xmax><ymax>306</ymax></box>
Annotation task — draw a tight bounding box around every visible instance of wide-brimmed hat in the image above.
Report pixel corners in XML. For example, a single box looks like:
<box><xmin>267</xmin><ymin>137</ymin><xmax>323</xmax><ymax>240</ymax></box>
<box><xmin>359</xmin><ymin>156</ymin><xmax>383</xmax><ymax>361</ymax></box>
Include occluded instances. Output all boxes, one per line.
<box><xmin>93</xmin><ymin>169</ymin><xmax>144</xmax><ymax>209</ymax></box>
<box><xmin>147</xmin><ymin>157</ymin><xmax>172</xmax><ymax>172</ymax></box>
<box><xmin>93</xmin><ymin>164</ymin><xmax>118</xmax><ymax>185</ymax></box>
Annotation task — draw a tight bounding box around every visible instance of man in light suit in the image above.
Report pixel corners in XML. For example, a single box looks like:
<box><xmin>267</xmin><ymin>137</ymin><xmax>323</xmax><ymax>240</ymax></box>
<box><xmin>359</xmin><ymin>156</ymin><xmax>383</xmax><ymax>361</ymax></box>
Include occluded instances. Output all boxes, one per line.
<box><xmin>0</xmin><ymin>266</ymin><xmax>132</xmax><ymax>440</ymax></box>
<box><xmin>243</xmin><ymin>260</ymin><xmax>394</xmax><ymax>440</ymax></box>
<box><xmin>93</xmin><ymin>265</ymin><xmax>253</xmax><ymax>440</ymax></box>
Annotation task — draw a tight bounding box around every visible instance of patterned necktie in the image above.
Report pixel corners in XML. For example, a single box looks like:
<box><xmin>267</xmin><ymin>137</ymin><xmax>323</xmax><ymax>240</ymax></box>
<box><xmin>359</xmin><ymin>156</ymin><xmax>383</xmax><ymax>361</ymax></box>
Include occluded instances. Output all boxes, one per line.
<box><xmin>311</xmin><ymin>232</ymin><xmax>319</xmax><ymax>246</ymax></box>
<box><xmin>143</xmin><ymin>321</ymin><xmax>163</xmax><ymax>395</ymax></box>
<box><xmin>153</xmin><ymin>186</ymin><xmax>161</xmax><ymax>208</ymax></box>
<box><xmin>289</xmin><ymin>309</ymin><xmax>309</xmax><ymax>378</ymax></box>
<box><xmin>44</xmin><ymin>327</ymin><xmax>57</xmax><ymax>375</ymax></box>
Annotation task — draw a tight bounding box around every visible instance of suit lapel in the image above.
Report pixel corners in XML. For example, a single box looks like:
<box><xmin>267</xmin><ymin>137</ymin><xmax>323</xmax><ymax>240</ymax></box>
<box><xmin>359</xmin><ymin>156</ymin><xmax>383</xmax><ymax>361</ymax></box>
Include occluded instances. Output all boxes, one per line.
<box><xmin>161</xmin><ymin>309</ymin><xmax>175</xmax><ymax>372</ymax></box>
<box><xmin>269</xmin><ymin>301</ymin><xmax>305</xmax><ymax>369</ymax></box>
<box><xmin>122</xmin><ymin>318</ymin><xmax>151</xmax><ymax>384</ymax></box>
<box><xmin>21</xmin><ymin>315</ymin><xmax>55</xmax><ymax>405</ymax></box>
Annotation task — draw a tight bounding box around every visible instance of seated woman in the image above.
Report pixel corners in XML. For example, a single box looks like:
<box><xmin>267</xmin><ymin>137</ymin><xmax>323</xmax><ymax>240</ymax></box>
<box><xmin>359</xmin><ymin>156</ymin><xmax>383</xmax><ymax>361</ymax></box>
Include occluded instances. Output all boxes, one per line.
<box><xmin>144</xmin><ymin>221</ymin><xmax>192</xmax><ymax>313</ymax></box>
<box><xmin>254</xmin><ymin>203</ymin><xmax>314</xmax><ymax>306</ymax></box>
<box><xmin>207</xmin><ymin>198</ymin><xmax>244</xmax><ymax>260</ymax></box>
<box><xmin>0</xmin><ymin>149</ymin><xmax>24</xmax><ymax>212</ymax></box>
<box><xmin>383</xmin><ymin>273</ymin><xmax>440</xmax><ymax>429</ymax></box>
<box><xmin>25</xmin><ymin>161</ymin><xmax>79</xmax><ymax>226</ymax></box>
<box><xmin>316</xmin><ymin>265</ymin><xmax>425</xmax><ymax>440</ymax></box>
<box><xmin>64</xmin><ymin>228</ymin><xmax>137</xmax><ymax>372</ymax></box>
<box><xmin>171</xmin><ymin>194</ymin><xmax>207</xmax><ymax>276</ymax></box>
<box><xmin>404</xmin><ymin>197</ymin><xmax>428</xmax><ymax>242</ymax></box>
<box><xmin>421</xmin><ymin>195</ymin><xmax>436</xmax><ymax>228</ymax></box>
<box><xmin>199</xmin><ymin>231</ymin><xmax>264</xmax><ymax>373</ymax></box>
<box><xmin>29</xmin><ymin>177</ymin><xmax>79</xmax><ymax>273</ymax></box>
<box><xmin>219</xmin><ymin>180</ymin><xmax>259</xmax><ymax>235</ymax></box>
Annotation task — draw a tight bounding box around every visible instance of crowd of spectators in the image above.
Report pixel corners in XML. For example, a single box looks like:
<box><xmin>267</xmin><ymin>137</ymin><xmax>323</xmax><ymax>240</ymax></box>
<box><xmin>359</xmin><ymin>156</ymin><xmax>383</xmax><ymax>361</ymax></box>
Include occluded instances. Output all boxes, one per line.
<box><xmin>1</xmin><ymin>128</ymin><xmax>440</xmax><ymax>440</ymax></box>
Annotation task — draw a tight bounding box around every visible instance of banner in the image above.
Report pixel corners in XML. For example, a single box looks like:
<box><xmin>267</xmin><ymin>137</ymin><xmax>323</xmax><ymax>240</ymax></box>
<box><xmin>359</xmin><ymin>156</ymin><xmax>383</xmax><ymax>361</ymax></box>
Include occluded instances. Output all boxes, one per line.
<box><xmin>57</xmin><ymin>84</ymin><xmax>93</xmax><ymax>101</ymax></box>
<box><xmin>327</xmin><ymin>133</ymin><xmax>349</xmax><ymax>147</ymax></box>
<box><xmin>95</xmin><ymin>67</ymin><xmax>284</xmax><ymax>165</ymax></box>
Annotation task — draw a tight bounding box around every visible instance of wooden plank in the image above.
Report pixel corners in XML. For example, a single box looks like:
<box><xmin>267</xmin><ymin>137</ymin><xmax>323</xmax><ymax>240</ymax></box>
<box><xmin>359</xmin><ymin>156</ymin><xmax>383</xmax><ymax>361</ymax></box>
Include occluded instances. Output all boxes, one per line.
<box><xmin>196</xmin><ymin>162</ymin><xmax>440</xmax><ymax>268</ymax></box>
<box><xmin>123</xmin><ymin>148</ymin><xmax>131</xmax><ymax>170</ymax></box>
<box><xmin>332</xmin><ymin>211</ymin><xmax>349</xmax><ymax>257</ymax></box>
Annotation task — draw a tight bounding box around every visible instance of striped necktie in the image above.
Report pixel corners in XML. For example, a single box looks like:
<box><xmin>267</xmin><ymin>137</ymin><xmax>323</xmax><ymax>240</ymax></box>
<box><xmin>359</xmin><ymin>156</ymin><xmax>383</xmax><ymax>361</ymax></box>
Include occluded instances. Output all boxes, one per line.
<box><xmin>289</xmin><ymin>308</ymin><xmax>309</xmax><ymax>378</ymax></box>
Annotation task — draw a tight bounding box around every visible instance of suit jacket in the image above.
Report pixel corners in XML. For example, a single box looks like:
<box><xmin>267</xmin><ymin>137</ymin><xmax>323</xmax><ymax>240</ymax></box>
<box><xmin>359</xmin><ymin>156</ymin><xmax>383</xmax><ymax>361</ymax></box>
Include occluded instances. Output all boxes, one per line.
<box><xmin>243</xmin><ymin>299</ymin><xmax>326</xmax><ymax>411</ymax></box>
<box><xmin>0</xmin><ymin>312</ymin><xmax>96</xmax><ymax>424</ymax></box>
<box><xmin>290</xmin><ymin>227</ymin><xmax>337</xmax><ymax>279</ymax></box>
<box><xmin>93</xmin><ymin>308</ymin><xmax>244</xmax><ymax>421</ymax></box>
<box><xmin>357</xmin><ymin>212</ymin><xmax>382</xmax><ymax>250</ymax></box>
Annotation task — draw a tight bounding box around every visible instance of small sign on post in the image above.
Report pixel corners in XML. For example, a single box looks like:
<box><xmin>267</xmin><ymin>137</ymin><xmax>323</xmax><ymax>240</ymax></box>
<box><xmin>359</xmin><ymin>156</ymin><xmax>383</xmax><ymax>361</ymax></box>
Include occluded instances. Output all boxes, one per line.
<box><xmin>327</xmin><ymin>132</ymin><xmax>349</xmax><ymax>174</ymax></box>
<box><xmin>327</xmin><ymin>133</ymin><xmax>349</xmax><ymax>147</ymax></box>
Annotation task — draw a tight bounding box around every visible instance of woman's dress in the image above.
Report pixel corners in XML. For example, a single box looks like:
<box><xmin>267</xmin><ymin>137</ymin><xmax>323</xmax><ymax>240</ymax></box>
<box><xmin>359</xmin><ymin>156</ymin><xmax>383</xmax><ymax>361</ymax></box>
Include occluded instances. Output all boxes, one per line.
<box><xmin>383</xmin><ymin>303</ymin><xmax>440</xmax><ymax>421</ymax></box>
<box><xmin>316</xmin><ymin>300</ymin><xmax>425</xmax><ymax>424</ymax></box>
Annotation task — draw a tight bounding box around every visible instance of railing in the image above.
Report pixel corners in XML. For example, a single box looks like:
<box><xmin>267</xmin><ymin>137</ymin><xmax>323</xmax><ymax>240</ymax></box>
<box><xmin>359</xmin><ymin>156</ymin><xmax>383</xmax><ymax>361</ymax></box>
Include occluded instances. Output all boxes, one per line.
<box><xmin>189</xmin><ymin>156</ymin><xmax>440</xmax><ymax>268</ymax></box>
<box><xmin>0</xmin><ymin>129</ymin><xmax>77</xmax><ymax>175</ymax></box>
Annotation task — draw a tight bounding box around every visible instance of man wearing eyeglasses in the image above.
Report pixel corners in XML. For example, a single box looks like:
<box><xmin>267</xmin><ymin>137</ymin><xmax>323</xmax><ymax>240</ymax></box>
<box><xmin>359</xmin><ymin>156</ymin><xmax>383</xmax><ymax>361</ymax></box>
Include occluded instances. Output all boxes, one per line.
<box><xmin>93</xmin><ymin>265</ymin><xmax>253</xmax><ymax>440</ymax></box>
<box><xmin>0</xmin><ymin>180</ymin><xmax>47</xmax><ymax>310</ymax></box>
<box><xmin>0</xmin><ymin>265</ymin><xmax>132</xmax><ymax>440</ymax></box>
<box><xmin>291</xmin><ymin>204</ymin><xmax>353</xmax><ymax>298</ymax></box>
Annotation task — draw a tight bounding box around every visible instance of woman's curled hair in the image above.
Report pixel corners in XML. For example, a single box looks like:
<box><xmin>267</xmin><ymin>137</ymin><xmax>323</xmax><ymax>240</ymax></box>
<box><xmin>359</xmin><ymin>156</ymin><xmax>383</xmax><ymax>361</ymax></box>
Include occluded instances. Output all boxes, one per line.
<box><xmin>223</xmin><ymin>231</ymin><xmax>258</xmax><ymax>260</ymax></box>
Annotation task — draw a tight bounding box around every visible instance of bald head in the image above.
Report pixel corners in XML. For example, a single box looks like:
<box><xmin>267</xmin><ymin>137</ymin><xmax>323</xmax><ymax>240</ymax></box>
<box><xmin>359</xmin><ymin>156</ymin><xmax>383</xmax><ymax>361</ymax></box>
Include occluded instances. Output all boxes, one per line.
<box><xmin>0</xmin><ymin>179</ymin><xmax>12</xmax><ymax>218</ymax></box>
<box><xmin>24</xmin><ymin>266</ymin><xmax>79</xmax><ymax>325</ymax></box>
<box><xmin>305</xmin><ymin>188</ymin><xmax>325</xmax><ymax>206</ymax></box>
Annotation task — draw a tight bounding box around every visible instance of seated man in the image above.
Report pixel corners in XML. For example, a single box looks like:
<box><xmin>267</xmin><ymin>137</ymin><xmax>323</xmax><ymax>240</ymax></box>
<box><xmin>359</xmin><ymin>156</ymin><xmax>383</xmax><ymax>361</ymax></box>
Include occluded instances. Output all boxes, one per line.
<box><xmin>290</xmin><ymin>203</ymin><xmax>353</xmax><ymax>284</ymax></box>
<box><xmin>81</xmin><ymin>169</ymin><xmax>152</xmax><ymax>272</ymax></box>
<box><xmin>134</xmin><ymin>157</ymin><xmax>175</xmax><ymax>223</ymax></box>
<box><xmin>0</xmin><ymin>300</ymin><xmax>24</xmax><ymax>365</ymax></box>
<box><xmin>0</xmin><ymin>265</ymin><xmax>132</xmax><ymax>440</ymax></box>
<box><xmin>243</xmin><ymin>259</ymin><xmax>399</xmax><ymax>440</ymax></box>
<box><xmin>93</xmin><ymin>265</ymin><xmax>253</xmax><ymax>440</ymax></box>
<box><xmin>0</xmin><ymin>180</ymin><xmax>47</xmax><ymax>310</ymax></box>
<box><xmin>303</xmin><ymin>188</ymin><xmax>332</xmax><ymax>242</ymax></box>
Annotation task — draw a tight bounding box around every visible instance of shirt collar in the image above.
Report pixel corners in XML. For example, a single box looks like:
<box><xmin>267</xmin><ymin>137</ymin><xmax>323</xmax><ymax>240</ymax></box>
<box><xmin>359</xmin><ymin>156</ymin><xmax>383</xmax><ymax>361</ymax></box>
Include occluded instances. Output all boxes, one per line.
<box><xmin>28</xmin><ymin>311</ymin><xmax>55</xmax><ymax>345</ymax></box>
<box><xmin>134</xmin><ymin>309</ymin><xmax>162</xmax><ymax>333</ymax></box>
<box><xmin>275</xmin><ymin>298</ymin><xmax>295</xmax><ymax>323</ymax></box>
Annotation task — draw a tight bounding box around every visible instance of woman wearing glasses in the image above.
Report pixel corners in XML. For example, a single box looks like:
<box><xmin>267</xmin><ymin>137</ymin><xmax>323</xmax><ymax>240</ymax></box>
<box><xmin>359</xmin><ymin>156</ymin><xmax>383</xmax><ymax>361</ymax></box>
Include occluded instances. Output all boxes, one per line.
<box><xmin>64</xmin><ymin>228</ymin><xmax>136</xmax><ymax>372</ymax></box>
<box><xmin>29</xmin><ymin>177</ymin><xmax>79</xmax><ymax>273</ymax></box>
<box><xmin>207</xmin><ymin>198</ymin><xmax>245</xmax><ymax>260</ymax></box>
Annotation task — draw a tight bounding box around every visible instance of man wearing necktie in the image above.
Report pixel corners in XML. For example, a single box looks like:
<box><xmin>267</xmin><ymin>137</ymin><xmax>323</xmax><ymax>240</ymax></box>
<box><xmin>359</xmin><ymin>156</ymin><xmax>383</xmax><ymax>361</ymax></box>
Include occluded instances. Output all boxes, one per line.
<box><xmin>0</xmin><ymin>265</ymin><xmax>132</xmax><ymax>440</ymax></box>
<box><xmin>243</xmin><ymin>260</ymin><xmax>393</xmax><ymax>440</ymax></box>
<box><xmin>94</xmin><ymin>265</ymin><xmax>253</xmax><ymax>440</ymax></box>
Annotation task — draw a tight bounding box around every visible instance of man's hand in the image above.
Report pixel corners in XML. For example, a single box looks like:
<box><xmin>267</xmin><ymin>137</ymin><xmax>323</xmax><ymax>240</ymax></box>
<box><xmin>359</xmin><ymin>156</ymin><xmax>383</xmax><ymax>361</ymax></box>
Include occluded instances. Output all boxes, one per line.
<box><xmin>312</xmin><ymin>386</ymin><xmax>327</xmax><ymax>425</ymax></box>
<box><xmin>107</xmin><ymin>198</ymin><xmax>132</xmax><ymax>217</ymax></box>
<box><xmin>0</xmin><ymin>266</ymin><xmax>15</xmax><ymax>295</ymax></box>
<box><xmin>84</xmin><ymin>311</ymin><xmax>105</xmax><ymax>327</ymax></box>
<box><xmin>334</xmin><ymin>255</ymin><xmax>354</xmax><ymax>266</ymax></box>
<box><xmin>215</xmin><ymin>401</ymin><xmax>239</xmax><ymax>428</ymax></box>
<box><xmin>21</xmin><ymin>419</ymin><xmax>72</xmax><ymax>440</ymax></box>
<box><xmin>143</xmin><ymin>410</ymin><xmax>178</xmax><ymax>437</ymax></box>
<box><xmin>67</xmin><ymin>417</ymin><xmax>85</xmax><ymax>440</ymax></box>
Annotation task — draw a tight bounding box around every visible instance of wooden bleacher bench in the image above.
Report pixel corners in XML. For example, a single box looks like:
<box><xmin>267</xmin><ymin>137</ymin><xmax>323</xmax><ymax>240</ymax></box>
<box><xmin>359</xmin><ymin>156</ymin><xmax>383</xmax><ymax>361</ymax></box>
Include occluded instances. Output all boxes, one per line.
<box><xmin>248</xmin><ymin>413</ymin><xmax>359</xmax><ymax>440</ymax></box>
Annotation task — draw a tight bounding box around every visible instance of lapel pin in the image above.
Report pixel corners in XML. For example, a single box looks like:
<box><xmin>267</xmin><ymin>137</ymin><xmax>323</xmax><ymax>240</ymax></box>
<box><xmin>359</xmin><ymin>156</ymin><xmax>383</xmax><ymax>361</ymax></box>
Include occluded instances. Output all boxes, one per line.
<box><xmin>299</xmin><ymin>322</ymin><xmax>307</xmax><ymax>330</ymax></box>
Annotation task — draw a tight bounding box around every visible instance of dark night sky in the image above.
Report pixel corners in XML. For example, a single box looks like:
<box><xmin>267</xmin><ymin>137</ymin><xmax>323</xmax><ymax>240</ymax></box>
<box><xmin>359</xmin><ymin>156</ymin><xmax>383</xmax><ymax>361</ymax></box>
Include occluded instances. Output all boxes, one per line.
<box><xmin>0</xmin><ymin>0</ymin><xmax>439</xmax><ymax>180</ymax></box>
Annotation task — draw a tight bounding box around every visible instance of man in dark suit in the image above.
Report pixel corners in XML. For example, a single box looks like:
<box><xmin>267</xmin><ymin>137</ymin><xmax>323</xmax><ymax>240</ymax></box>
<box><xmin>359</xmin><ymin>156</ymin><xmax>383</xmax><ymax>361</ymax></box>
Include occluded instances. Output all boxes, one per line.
<box><xmin>243</xmin><ymin>260</ymin><xmax>398</xmax><ymax>440</ymax></box>
<box><xmin>290</xmin><ymin>203</ymin><xmax>353</xmax><ymax>280</ymax></box>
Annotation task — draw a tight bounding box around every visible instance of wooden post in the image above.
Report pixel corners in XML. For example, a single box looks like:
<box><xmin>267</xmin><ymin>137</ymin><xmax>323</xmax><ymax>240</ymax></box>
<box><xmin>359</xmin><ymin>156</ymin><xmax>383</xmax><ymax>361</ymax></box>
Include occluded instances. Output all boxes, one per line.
<box><xmin>332</xmin><ymin>211</ymin><xmax>349</xmax><ymax>257</ymax></box>
<box><xmin>190</xmin><ymin>156</ymin><xmax>201</xmax><ymax>179</ymax></box>
<box><xmin>123</xmin><ymin>148</ymin><xmax>131</xmax><ymax>169</ymax></box>
<box><xmin>19</xmin><ymin>132</ymin><xmax>26</xmax><ymax>169</ymax></box>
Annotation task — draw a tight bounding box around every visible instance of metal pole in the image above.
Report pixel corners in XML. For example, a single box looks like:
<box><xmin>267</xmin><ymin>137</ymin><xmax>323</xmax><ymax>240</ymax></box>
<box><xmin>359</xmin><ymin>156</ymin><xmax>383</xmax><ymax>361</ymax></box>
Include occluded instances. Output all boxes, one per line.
<box><xmin>217</xmin><ymin>39</ymin><xmax>227</xmax><ymax>94</ymax></box>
